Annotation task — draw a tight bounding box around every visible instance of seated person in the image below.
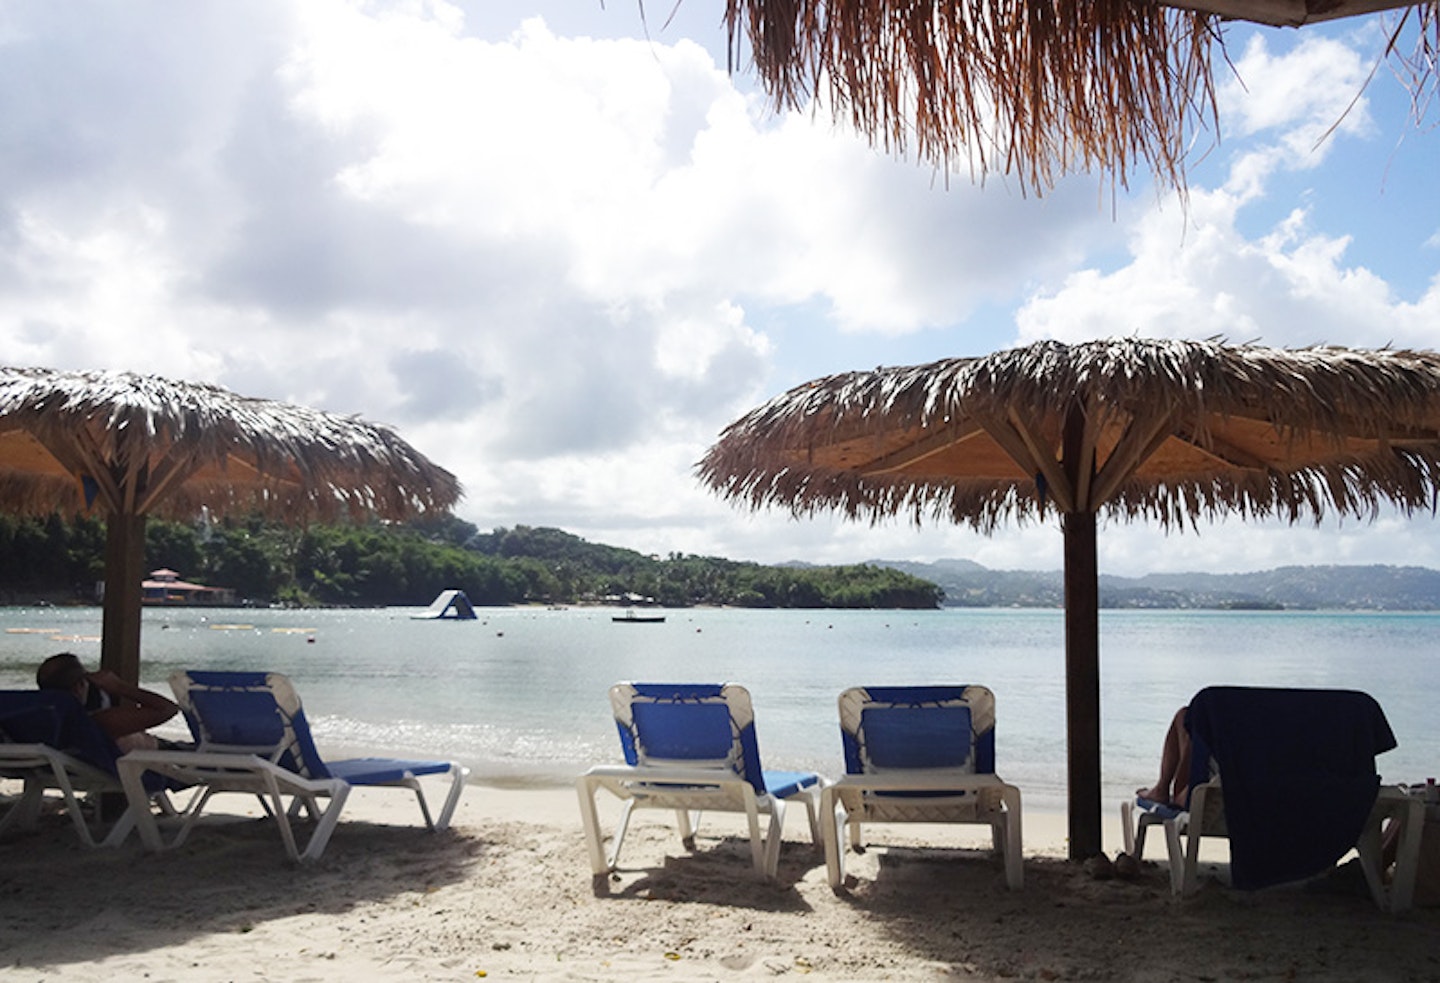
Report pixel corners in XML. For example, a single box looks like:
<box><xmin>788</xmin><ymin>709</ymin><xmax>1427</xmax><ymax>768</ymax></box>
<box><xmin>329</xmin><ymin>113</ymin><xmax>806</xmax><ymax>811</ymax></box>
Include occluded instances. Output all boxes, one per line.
<box><xmin>36</xmin><ymin>652</ymin><xmax>181</xmax><ymax>753</ymax></box>
<box><xmin>1138</xmin><ymin>705</ymin><xmax>1191</xmax><ymax>809</ymax></box>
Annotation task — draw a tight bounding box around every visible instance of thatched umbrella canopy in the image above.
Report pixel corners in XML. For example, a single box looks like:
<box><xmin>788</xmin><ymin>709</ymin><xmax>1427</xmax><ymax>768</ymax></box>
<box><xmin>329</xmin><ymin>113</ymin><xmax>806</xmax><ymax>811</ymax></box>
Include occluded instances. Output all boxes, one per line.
<box><xmin>698</xmin><ymin>337</ymin><xmax>1440</xmax><ymax>858</ymax></box>
<box><xmin>0</xmin><ymin>367</ymin><xmax>461</xmax><ymax>683</ymax></box>
<box><xmin>724</xmin><ymin>0</ymin><xmax>1439</xmax><ymax>193</ymax></box>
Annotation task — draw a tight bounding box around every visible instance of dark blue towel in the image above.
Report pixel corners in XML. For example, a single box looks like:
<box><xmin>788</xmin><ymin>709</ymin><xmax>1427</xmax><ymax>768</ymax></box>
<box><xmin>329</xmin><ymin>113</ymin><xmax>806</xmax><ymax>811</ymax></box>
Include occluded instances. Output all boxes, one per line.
<box><xmin>0</xmin><ymin>689</ymin><xmax>182</xmax><ymax>794</ymax></box>
<box><xmin>1186</xmin><ymin>686</ymin><xmax>1396</xmax><ymax>890</ymax></box>
<box><xmin>0</xmin><ymin>689</ymin><xmax>122</xmax><ymax>775</ymax></box>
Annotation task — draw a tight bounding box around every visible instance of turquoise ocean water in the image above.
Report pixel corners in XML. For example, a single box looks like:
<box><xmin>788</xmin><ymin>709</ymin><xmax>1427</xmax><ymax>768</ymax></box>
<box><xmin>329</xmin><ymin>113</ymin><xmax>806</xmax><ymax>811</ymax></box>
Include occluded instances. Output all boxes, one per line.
<box><xmin>1</xmin><ymin>605</ymin><xmax>1436</xmax><ymax>812</ymax></box>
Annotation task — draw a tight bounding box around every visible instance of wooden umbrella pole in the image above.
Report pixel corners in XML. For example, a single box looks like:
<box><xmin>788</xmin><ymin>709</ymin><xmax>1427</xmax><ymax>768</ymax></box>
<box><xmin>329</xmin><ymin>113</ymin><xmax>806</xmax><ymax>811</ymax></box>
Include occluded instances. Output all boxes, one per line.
<box><xmin>1063</xmin><ymin>509</ymin><xmax>1102</xmax><ymax>861</ymax></box>
<box><xmin>100</xmin><ymin>511</ymin><xmax>146</xmax><ymax>684</ymax></box>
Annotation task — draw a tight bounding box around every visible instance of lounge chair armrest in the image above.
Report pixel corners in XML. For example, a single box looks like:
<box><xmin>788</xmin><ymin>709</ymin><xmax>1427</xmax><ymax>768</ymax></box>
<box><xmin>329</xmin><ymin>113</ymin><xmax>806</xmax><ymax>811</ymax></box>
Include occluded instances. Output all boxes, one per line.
<box><xmin>118</xmin><ymin>750</ymin><xmax>343</xmax><ymax>796</ymax></box>
<box><xmin>829</xmin><ymin>772</ymin><xmax>1016</xmax><ymax>794</ymax></box>
<box><xmin>580</xmin><ymin>764</ymin><xmax>753</xmax><ymax>789</ymax></box>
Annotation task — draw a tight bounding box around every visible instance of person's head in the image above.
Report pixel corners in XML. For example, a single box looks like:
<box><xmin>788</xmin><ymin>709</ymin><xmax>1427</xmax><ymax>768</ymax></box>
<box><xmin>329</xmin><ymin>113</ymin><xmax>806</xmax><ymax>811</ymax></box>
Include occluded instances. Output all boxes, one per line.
<box><xmin>36</xmin><ymin>652</ymin><xmax>88</xmax><ymax>695</ymax></box>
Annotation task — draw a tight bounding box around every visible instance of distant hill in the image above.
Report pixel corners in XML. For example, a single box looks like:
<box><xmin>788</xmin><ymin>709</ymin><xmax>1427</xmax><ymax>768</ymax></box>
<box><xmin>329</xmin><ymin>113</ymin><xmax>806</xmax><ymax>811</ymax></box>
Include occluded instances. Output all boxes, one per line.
<box><xmin>870</xmin><ymin>560</ymin><xmax>1440</xmax><ymax>611</ymax></box>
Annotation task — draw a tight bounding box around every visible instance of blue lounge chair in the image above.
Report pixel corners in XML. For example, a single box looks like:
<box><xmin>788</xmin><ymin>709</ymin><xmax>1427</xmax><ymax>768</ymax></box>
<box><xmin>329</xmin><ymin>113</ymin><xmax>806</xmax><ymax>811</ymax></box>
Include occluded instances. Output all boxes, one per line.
<box><xmin>576</xmin><ymin>682</ymin><xmax>823</xmax><ymax>879</ymax></box>
<box><xmin>1120</xmin><ymin>686</ymin><xmax>1408</xmax><ymax>905</ymax></box>
<box><xmin>116</xmin><ymin>671</ymin><xmax>467</xmax><ymax>862</ymax></box>
<box><xmin>0</xmin><ymin>689</ymin><xmax>176</xmax><ymax>847</ymax></box>
<box><xmin>823</xmin><ymin>685</ymin><xmax>1023</xmax><ymax>889</ymax></box>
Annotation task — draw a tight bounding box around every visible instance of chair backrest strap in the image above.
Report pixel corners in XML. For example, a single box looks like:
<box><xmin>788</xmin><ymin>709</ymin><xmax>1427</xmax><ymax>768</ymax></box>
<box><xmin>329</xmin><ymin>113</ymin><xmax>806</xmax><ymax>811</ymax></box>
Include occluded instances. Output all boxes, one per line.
<box><xmin>171</xmin><ymin>670</ymin><xmax>332</xmax><ymax>779</ymax></box>
<box><xmin>839</xmin><ymin>685</ymin><xmax>997</xmax><ymax>776</ymax></box>
<box><xmin>609</xmin><ymin>682</ymin><xmax>767</xmax><ymax>794</ymax></box>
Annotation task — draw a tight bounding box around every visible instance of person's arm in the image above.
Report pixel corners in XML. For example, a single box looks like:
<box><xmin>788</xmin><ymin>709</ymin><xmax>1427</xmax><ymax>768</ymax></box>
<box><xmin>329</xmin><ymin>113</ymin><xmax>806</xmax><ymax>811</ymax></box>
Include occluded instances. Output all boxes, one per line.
<box><xmin>86</xmin><ymin>669</ymin><xmax>180</xmax><ymax>740</ymax></box>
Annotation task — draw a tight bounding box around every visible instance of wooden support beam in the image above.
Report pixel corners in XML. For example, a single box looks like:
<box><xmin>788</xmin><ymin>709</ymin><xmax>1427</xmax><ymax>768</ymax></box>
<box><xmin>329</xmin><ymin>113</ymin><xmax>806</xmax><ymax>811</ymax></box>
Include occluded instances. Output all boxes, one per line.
<box><xmin>858</xmin><ymin>419</ymin><xmax>986</xmax><ymax>475</ymax></box>
<box><xmin>1164</xmin><ymin>0</ymin><xmax>1415</xmax><ymax>27</ymax></box>
<box><xmin>100</xmin><ymin>512</ymin><xmax>146</xmax><ymax>685</ymax></box>
<box><xmin>1002</xmin><ymin>408</ymin><xmax>1082</xmax><ymax>515</ymax></box>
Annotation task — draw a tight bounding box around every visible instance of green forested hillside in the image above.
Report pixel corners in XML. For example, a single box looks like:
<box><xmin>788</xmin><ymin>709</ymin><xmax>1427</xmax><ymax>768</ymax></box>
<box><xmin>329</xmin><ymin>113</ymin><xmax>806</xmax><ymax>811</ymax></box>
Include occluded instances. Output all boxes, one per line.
<box><xmin>0</xmin><ymin>514</ymin><xmax>943</xmax><ymax>610</ymax></box>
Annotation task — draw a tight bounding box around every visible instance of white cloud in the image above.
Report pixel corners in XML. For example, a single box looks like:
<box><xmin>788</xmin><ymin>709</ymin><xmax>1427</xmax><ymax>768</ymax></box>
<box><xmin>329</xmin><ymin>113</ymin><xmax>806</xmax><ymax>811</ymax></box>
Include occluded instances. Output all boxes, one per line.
<box><xmin>1014</xmin><ymin>30</ymin><xmax>1440</xmax><ymax>353</ymax></box>
<box><xmin>0</xmin><ymin>3</ymin><xmax>1434</xmax><ymax>577</ymax></box>
<box><xmin>1017</xmin><ymin>178</ymin><xmax>1440</xmax><ymax>351</ymax></box>
<box><xmin>1217</xmin><ymin>32</ymin><xmax>1373</xmax><ymax>146</ymax></box>
<box><xmin>1210</xmin><ymin>36</ymin><xmax>1371</xmax><ymax>203</ymax></box>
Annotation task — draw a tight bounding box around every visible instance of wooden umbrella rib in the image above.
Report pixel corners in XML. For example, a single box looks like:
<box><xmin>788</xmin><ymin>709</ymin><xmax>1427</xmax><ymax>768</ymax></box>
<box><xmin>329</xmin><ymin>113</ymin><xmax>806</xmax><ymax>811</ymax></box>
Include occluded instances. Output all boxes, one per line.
<box><xmin>983</xmin><ymin>408</ymin><xmax>1075</xmax><ymax>513</ymax></box>
<box><xmin>1071</xmin><ymin>397</ymin><xmax>1102</xmax><ymax>513</ymax></box>
<box><xmin>19</xmin><ymin>429</ymin><xmax>86</xmax><ymax>478</ymax></box>
<box><xmin>69</xmin><ymin>415</ymin><xmax>144</xmax><ymax>514</ymax></box>
<box><xmin>135</xmin><ymin>446</ymin><xmax>209</xmax><ymax>515</ymax></box>
<box><xmin>1168</xmin><ymin>426</ymin><xmax>1270</xmax><ymax>471</ymax></box>
<box><xmin>857</xmin><ymin>419</ymin><xmax>987</xmax><ymax>475</ymax></box>
<box><xmin>30</xmin><ymin>427</ymin><xmax>123</xmax><ymax>514</ymax></box>
<box><xmin>1090</xmin><ymin>405</ymin><xmax>1183</xmax><ymax>507</ymax></box>
<box><xmin>103</xmin><ymin>428</ymin><xmax>149</xmax><ymax>516</ymax></box>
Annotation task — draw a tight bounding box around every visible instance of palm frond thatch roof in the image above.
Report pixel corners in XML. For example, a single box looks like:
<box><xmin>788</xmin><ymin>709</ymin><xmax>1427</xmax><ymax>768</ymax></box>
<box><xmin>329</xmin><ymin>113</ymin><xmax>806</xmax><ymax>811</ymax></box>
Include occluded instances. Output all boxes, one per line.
<box><xmin>702</xmin><ymin>336</ymin><xmax>1440</xmax><ymax>863</ymax></box>
<box><xmin>0</xmin><ymin>366</ymin><xmax>461</xmax><ymax>522</ymax></box>
<box><xmin>724</xmin><ymin>0</ymin><xmax>1440</xmax><ymax>193</ymax></box>
<box><xmin>698</xmin><ymin>337</ymin><xmax>1440</xmax><ymax>529</ymax></box>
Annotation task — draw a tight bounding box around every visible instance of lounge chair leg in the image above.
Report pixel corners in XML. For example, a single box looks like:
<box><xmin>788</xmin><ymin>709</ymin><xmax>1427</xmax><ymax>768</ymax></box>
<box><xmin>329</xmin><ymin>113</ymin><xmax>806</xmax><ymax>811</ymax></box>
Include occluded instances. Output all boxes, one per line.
<box><xmin>676</xmin><ymin>808</ymin><xmax>698</xmax><ymax>850</ymax></box>
<box><xmin>432</xmin><ymin>764</ymin><xmax>467</xmax><ymax>830</ymax></box>
<box><xmin>800</xmin><ymin>785</ymin><xmax>823</xmax><ymax>849</ymax></box>
<box><xmin>821</xmin><ymin>786</ymin><xmax>846</xmax><ymax>889</ymax></box>
<box><xmin>742</xmin><ymin>791</ymin><xmax>767</xmax><ymax>875</ymax></box>
<box><xmin>607</xmin><ymin>799</ymin><xmax>637</xmax><ymax>870</ymax></box>
<box><xmin>1181</xmin><ymin>786</ymin><xmax>1209</xmax><ymax>896</ymax></box>
<box><xmin>396</xmin><ymin>765</ymin><xmax>469</xmax><ymax>832</ymax></box>
<box><xmin>1163</xmin><ymin>819</ymin><xmax>1185</xmax><ymax>894</ymax></box>
<box><xmin>762</xmin><ymin>799</ymin><xmax>786</xmax><ymax>878</ymax></box>
<box><xmin>0</xmin><ymin>778</ymin><xmax>45</xmax><ymax>836</ymax></box>
<box><xmin>266</xmin><ymin>781</ymin><xmax>303</xmax><ymax>863</ymax></box>
<box><xmin>1359</xmin><ymin>793</ymin><xmax>1425</xmax><ymax>912</ymax></box>
<box><xmin>296</xmin><ymin>785</ymin><xmax>348</xmax><ymax>862</ymax></box>
<box><xmin>43</xmin><ymin>767</ymin><xmax>104</xmax><ymax>848</ymax></box>
<box><xmin>1000</xmin><ymin>783</ymin><xmax>1023</xmax><ymax>890</ymax></box>
<box><xmin>99</xmin><ymin>808</ymin><xmax>140</xmax><ymax>849</ymax></box>
<box><xmin>575</xmin><ymin>778</ymin><xmax>612</xmax><ymax>875</ymax></box>
<box><xmin>410</xmin><ymin>783</ymin><xmax>435</xmax><ymax>830</ymax></box>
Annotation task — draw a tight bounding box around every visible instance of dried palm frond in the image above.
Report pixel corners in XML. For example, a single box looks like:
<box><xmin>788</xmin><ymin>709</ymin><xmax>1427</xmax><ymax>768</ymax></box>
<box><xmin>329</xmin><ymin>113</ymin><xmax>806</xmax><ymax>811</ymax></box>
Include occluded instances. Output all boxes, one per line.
<box><xmin>699</xmin><ymin>337</ymin><xmax>1440</xmax><ymax>529</ymax></box>
<box><xmin>724</xmin><ymin>0</ymin><xmax>1440</xmax><ymax>193</ymax></box>
<box><xmin>0</xmin><ymin>367</ymin><xmax>461</xmax><ymax>522</ymax></box>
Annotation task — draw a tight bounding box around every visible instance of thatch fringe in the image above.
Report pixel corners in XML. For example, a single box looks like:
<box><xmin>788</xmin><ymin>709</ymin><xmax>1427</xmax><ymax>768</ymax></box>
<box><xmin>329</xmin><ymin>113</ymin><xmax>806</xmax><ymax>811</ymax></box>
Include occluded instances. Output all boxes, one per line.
<box><xmin>725</xmin><ymin>0</ymin><xmax>1439</xmax><ymax>193</ymax></box>
<box><xmin>697</xmin><ymin>338</ymin><xmax>1440</xmax><ymax>530</ymax></box>
<box><xmin>0</xmin><ymin>367</ymin><xmax>461</xmax><ymax>522</ymax></box>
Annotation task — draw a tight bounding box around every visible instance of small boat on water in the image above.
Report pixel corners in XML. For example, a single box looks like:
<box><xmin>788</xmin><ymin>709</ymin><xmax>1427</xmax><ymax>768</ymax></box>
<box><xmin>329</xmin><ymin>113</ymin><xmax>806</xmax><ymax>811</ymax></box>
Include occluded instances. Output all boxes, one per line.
<box><xmin>613</xmin><ymin>608</ymin><xmax>665</xmax><ymax>624</ymax></box>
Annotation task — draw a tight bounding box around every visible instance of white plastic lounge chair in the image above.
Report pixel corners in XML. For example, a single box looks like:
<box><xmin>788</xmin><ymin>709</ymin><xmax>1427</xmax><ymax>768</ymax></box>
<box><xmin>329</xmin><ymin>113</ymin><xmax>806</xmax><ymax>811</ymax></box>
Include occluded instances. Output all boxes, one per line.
<box><xmin>1120</xmin><ymin>686</ymin><xmax>1411</xmax><ymax>908</ymax></box>
<box><xmin>1121</xmin><ymin>782</ymin><xmax>1220</xmax><ymax>894</ymax></box>
<box><xmin>823</xmin><ymin>685</ymin><xmax>1023</xmax><ymax>890</ymax></box>
<box><xmin>116</xmin><ymin>670</ymin><xmax>467</xmax><ymax>862</ymax></box>
<box><xmin>0</xmin><ymin>689</ymin><xmax>176</xmax><ymax>847</ymax></box>
<box><xmin>576</xmin><ymin>682</ymin><xmax>824</xmax><ymax>879</ymax></box>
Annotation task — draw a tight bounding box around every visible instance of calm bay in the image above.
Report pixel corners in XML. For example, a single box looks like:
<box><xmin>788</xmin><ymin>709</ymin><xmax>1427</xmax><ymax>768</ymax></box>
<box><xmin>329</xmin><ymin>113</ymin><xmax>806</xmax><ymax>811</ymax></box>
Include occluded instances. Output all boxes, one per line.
<box><xmin>2</xmin><ymin>605</ymin><xmax>1436</xmax><ymax>813</ymax></box>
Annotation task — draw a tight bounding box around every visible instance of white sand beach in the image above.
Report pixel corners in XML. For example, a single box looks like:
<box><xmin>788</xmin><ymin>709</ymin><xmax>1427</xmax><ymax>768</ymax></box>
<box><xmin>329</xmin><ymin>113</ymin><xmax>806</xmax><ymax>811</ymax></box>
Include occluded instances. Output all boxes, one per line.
<box><xmin>3</xmin><ymin>783</ymin><xmax>1438</xmax><ymax>982</ymax></box>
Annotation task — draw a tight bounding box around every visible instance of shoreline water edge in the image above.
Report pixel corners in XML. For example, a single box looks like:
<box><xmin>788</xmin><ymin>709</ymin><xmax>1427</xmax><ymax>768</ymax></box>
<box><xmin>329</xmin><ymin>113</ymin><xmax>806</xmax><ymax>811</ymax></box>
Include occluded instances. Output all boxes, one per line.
<box><xmin>3</xmin><ymin>604</ymin><xmax>1439</xmax><ymax>809</ymax></box>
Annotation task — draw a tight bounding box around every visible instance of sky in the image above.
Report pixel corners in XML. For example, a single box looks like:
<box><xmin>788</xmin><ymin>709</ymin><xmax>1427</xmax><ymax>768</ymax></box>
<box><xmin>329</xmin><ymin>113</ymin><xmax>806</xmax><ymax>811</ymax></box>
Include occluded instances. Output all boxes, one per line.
<box><xmin>1</xmin><ymin>0</ymin><xmax>1438</xmax><ymax>576</ymax></box>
